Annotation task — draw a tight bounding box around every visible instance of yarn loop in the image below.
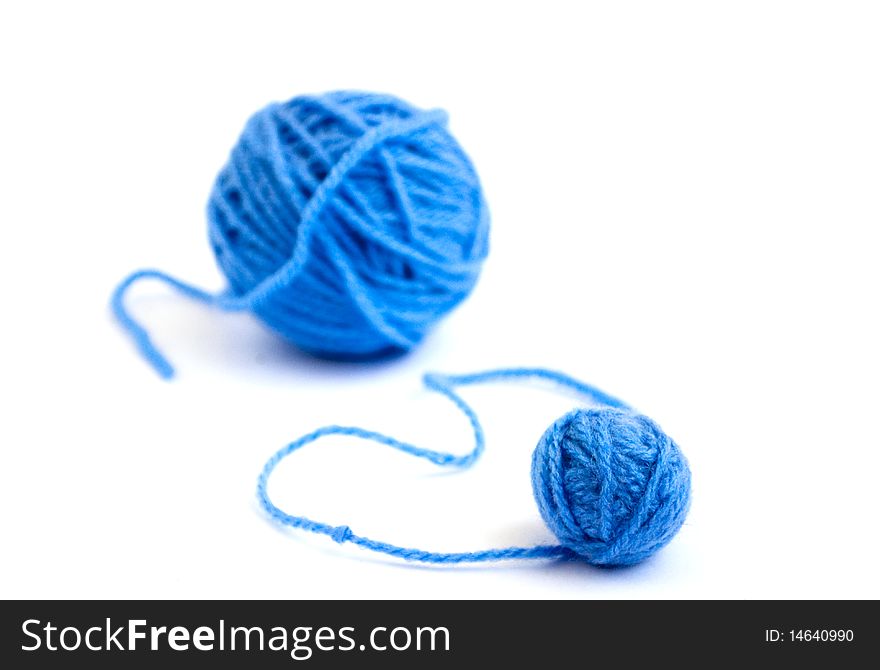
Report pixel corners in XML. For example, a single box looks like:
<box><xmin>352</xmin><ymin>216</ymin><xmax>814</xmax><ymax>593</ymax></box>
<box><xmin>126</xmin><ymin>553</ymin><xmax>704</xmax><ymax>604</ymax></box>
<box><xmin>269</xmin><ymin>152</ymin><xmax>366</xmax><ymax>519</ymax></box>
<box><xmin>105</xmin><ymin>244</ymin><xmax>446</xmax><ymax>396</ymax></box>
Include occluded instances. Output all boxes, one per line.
<box><xmin>112</xmin><ymin>91</ymin><xmax>489</xmax><ymax>378</ymax></box>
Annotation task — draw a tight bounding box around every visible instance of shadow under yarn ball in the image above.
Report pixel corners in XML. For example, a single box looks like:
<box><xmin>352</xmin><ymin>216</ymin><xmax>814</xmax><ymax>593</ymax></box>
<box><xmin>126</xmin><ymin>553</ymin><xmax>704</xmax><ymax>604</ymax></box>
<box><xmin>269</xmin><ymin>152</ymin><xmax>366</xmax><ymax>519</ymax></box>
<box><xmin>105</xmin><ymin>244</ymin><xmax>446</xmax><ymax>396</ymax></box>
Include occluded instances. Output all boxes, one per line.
<box><xmin>208</xmin><ymin>91</ymin><xmax>490</xmax><ymax>361</ymax></box>
<box><xmin>531</xmin><ymin>407</ymin><xmax>692</xmax><ymax>566</ymax></box>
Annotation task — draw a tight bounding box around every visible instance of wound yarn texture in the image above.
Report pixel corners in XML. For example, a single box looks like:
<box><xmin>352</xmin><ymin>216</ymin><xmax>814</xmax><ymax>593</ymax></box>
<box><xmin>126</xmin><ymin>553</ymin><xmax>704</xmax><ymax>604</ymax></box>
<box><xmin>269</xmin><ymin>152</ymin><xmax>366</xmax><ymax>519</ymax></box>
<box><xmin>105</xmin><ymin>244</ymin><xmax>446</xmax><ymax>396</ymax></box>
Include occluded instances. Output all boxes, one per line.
<box><xmin>257</xmin><ymin>368</ymin><xmax>691</xmax><ymax>567</ymax></box>
<box><xmin>532</xmin><ymin>408</ymin><xmax>691</xmax><ymax>566</ymax></box>
<box><xmin>112</xmin><ymin>91</ymin><xmax>489</xmax><ymax>378</ymax></box>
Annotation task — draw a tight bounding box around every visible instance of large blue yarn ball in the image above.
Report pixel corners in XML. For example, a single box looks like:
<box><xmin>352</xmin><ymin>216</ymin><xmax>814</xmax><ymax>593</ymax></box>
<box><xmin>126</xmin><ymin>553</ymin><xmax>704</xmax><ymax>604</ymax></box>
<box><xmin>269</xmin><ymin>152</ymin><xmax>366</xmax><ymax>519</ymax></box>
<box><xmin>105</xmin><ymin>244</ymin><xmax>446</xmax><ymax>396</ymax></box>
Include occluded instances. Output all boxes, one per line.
<box><xmin>531</xmin><ymin>408</ymin><xmax>691</xmax><ymax>566</ymax></box>
<box><xmin>207</xmin><ymin>91</ymin><xmax>489</xmax><ymax>360</ymax></box>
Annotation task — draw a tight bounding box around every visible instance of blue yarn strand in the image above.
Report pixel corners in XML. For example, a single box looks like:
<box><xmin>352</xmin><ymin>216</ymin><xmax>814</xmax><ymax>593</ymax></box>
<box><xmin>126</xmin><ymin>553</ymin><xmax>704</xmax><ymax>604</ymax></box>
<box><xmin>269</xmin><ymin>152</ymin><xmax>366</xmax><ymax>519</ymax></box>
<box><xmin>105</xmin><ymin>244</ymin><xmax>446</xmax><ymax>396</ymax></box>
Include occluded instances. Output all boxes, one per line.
<box><xmin>433</xmin><ymin>368</ymin><xmax>631</xmax><ymax>412</ymax></box>
<box><xmin>110</xmin><ymin>270</ymin><xmax>248</xmax><ymax>379</ymax></box>
<box><xmin>111</xmin><ymin>92</ymin><xmax>489</xmax><ymax>379</ymax></box>
<box><xmin>256</xmin><ymin>367</ymin><xmax>632</xmax><ymax>564</ymax></box>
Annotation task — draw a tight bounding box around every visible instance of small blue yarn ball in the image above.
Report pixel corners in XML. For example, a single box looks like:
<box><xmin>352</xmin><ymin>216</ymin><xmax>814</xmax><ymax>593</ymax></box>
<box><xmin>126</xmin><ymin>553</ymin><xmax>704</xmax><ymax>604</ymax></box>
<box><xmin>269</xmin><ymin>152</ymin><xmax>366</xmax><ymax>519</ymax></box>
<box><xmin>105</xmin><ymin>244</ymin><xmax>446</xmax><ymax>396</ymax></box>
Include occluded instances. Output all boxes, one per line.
<box><xmin>531</xmin><ymin>408</ymin><xmax>691</xmax><ymax>566</ymax></box>
<box><xmin>207</xmin><ymin>91</ymin><xmax>489</xmax><ymax>360</ymax></box>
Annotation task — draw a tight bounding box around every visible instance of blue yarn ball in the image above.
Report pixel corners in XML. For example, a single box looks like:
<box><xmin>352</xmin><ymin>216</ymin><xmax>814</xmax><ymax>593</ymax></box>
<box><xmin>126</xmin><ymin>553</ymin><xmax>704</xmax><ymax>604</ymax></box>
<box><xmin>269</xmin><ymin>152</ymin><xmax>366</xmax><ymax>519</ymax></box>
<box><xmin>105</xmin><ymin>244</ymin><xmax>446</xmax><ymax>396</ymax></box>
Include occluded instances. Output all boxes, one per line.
<box><xmin>531</xmin><ymin>408</ymin><xmax>691</xmax><ymax>566</ymax></box>
<box><xmin>207</xmin><ymin>91</ymin><xmax>489</xmax><ymax>360</ymax></box>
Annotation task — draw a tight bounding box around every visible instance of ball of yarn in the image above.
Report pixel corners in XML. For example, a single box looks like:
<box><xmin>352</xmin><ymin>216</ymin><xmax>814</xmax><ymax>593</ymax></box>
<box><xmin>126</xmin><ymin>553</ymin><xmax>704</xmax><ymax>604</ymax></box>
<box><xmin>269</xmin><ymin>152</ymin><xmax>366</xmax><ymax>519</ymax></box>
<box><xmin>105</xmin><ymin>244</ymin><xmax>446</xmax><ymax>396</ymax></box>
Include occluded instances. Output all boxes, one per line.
<box><xmin>207</xmin><ymin>90</ymin><xmax>489</xmax><ymax>360</ymax></box>
<box><xmin>531</xmin><ymin>407</ymin><xmax>691</xmax><ymax>566</ymax></box>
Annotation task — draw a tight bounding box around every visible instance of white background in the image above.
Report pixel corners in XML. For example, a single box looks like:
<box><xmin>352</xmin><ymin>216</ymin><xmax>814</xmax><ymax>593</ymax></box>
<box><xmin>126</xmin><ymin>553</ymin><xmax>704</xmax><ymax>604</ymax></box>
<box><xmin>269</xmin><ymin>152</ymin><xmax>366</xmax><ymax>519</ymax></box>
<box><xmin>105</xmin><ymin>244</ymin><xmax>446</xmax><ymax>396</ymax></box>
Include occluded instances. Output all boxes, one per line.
<box><xmin>1</xmin><ymin>1</ymin><xmax>878</xmax><ymax>599</ymax></box>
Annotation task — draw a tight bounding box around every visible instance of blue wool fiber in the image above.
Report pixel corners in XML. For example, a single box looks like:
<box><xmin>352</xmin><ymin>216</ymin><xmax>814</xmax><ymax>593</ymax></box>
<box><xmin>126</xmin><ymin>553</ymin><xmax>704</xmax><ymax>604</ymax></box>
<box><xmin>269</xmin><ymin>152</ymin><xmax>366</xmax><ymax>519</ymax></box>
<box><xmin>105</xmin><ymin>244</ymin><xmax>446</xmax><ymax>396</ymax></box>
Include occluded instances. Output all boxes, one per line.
<box><xmin>112</xmin><ymin>91</ymin><xmax>489</xmax><ymax>378</ymax></box>
<box><xmin>257</xmin><ymin>368</ymin><xmax>691</xmax><ymax>567</ymax></box>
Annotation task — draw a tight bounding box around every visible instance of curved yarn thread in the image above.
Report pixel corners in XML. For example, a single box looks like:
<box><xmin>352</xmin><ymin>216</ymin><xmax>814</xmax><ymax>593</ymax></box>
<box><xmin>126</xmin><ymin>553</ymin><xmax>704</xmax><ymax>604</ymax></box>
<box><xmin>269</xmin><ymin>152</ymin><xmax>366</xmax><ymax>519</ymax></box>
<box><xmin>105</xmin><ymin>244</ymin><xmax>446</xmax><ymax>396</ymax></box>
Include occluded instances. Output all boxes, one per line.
<box><xmin>257</xmin><ymin>368</ymin><xmax>651</xmax><ymax>565</ymax></box>
<box><xmin>112</xmin><ymin>91</ymin><xmax>489</xmax><ymax>378</ymax></box>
